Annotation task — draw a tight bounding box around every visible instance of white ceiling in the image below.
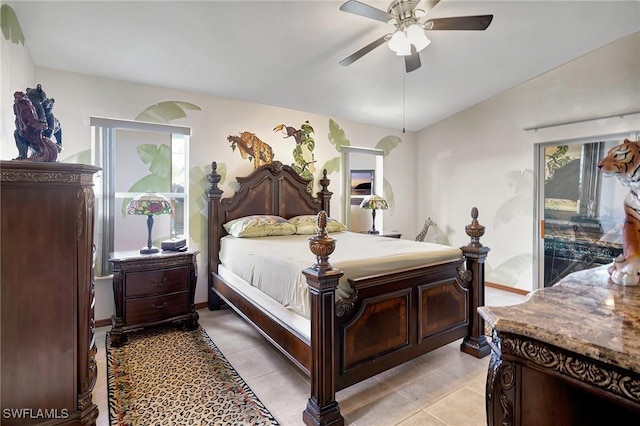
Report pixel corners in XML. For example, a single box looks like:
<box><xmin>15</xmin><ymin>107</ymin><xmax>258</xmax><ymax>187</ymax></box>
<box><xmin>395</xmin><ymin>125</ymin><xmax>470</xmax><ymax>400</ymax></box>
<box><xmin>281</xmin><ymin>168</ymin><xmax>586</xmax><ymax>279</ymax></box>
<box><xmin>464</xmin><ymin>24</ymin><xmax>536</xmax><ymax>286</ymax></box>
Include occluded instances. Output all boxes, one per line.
<box><xmin>11</xmin><ymin>0</ymin><xmax>640</xmax><ymax>132</ymax></box>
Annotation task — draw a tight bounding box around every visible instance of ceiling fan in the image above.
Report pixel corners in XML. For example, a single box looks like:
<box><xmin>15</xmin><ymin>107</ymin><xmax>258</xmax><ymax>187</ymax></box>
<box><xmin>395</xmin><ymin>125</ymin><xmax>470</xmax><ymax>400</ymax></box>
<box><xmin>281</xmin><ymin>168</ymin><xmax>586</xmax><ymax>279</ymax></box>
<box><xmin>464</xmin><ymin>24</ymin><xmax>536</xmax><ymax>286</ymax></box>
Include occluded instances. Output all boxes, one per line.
<box><xmin>339</xmin><ymin>0</ymin><xmax>493</xmax><ymax>72</ymax></box>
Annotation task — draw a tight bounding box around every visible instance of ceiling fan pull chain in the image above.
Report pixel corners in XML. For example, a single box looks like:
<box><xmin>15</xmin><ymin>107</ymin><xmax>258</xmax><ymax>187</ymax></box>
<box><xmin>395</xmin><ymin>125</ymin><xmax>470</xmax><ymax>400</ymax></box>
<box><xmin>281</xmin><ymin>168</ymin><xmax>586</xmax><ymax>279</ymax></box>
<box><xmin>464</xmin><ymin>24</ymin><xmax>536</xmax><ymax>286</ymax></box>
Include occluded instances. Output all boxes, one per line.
<box><xmin>402</xmin><ymin>70</ymin><xmax>406</xmax><ymax>134</ymax></box>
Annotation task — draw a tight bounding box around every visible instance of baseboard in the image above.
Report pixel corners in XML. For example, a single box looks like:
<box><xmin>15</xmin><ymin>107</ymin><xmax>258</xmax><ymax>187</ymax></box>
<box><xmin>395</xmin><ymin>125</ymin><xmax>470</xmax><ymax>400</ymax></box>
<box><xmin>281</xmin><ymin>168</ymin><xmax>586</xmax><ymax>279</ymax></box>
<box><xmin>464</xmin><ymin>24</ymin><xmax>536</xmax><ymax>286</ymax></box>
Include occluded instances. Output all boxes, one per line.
<box><xmin>486</xmin><ymin>281</ymin><xmax>530</xmax><ymax>296</ymax></box>
<box><xmin>96</xmin><ymin>318</ymin><xmax>111</xmax><ymax>328</ymax></box>
<box><xmin>195</xmin><ymin>301</ymin><xmax>208</xmax><ymax>310</ymax></box>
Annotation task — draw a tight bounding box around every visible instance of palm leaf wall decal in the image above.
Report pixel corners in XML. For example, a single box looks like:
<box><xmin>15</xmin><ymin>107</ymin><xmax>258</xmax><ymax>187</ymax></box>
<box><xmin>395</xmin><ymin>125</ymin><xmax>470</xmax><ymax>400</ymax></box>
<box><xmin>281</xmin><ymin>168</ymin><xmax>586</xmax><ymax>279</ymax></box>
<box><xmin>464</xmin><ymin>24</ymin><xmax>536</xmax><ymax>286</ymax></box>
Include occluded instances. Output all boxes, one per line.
<box><xmin>61</xmin><ymin>149</ymin><xmax>91</xmax><ymax>165</ymax></box>
<box><xmin>375</xmin><ymin>135</ymin><xmax>401</xmax><ymax>156</ymax></box>
<box><xmin>328</xmin><ymin>119</ymin><xmax>351</xmax><ymax>152</ymax></box>
<box><xmin>493</xmin><ymin>169</ymin><xmax>533</xmax><ymax>228</ymax></box>
<box><xmin>1</xmin><ymin>5</ymin><xmax>25</xmax><ymax>45</ymax></box>
<box><xmin>120</xmin><ymin>144</ymin><xmax>172</xmax><ymax>216</ymax></box>
<box><xmin>486</xmin><ymin>254</ymin><xmax>534</xmax><ymax>287</ymax></box>
<box><xmin>320</xmin><ymin>157</ymin><xmax>341</xmax><ymax>176</ymax></box>
<box><xmin>135</xmin><ymin>101</ymin><xmax>201</xmax><ymax>123</ymax></box>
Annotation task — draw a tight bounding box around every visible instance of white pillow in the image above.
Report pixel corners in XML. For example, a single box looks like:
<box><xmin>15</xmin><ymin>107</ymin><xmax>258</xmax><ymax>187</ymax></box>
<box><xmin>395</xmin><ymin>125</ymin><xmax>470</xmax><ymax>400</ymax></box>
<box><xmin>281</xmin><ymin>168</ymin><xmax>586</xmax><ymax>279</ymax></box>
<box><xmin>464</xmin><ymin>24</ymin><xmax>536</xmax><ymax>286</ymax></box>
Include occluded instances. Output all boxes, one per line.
<box><xmin>223</xmin><ymin>215</ymin><xmax>297</xmax><ymax>238</ymax></box>
<box><xmin>288</xmin><ymin>215</ymin><xmax>348</xmax><ymax>235</ymax></box>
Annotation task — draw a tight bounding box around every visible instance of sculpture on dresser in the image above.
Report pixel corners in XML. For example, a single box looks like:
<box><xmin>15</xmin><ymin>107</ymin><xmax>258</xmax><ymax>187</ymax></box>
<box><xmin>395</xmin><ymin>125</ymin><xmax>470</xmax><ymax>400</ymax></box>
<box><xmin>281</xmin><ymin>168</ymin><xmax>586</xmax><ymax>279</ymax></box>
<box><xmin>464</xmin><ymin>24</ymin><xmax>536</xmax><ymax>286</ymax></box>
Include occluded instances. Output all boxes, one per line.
<box><xmin>13</xmin><ymin>84</ymin><xmax>62</xmax><ymax>162</ymax></box>
<box><xmin>597</xmin><ymin>138</ymin><xmax>640</xmax><ymax>286</ymax></box>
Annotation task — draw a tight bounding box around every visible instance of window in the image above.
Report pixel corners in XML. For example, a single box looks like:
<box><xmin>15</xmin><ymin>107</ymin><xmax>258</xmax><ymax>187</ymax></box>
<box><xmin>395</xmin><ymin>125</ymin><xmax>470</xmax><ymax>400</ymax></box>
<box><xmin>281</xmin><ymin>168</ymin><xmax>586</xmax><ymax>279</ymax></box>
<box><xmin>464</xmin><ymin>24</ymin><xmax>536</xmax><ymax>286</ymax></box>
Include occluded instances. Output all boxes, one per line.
<box><xmin>91</xmin><ymin>117</ymin><xmax>190</xmax><ymax>276</ymax></box>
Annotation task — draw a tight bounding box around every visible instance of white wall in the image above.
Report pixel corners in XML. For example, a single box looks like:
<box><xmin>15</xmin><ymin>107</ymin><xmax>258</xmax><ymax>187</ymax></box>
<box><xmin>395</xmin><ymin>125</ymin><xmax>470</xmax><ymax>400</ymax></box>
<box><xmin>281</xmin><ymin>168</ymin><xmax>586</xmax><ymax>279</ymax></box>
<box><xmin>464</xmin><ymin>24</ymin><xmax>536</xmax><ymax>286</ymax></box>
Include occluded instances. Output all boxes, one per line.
<box><xmin>416</xmin><ymin>32</ymin><xmax>640</xmax><ymax>292</ymax></box>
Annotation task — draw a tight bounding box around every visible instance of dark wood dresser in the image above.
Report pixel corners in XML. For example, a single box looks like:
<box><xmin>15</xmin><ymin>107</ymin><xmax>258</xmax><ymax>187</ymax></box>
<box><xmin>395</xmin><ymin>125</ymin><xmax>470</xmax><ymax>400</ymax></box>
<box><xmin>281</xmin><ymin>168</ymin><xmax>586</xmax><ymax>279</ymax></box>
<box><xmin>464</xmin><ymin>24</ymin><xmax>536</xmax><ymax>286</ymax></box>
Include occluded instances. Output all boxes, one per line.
<box><xmin>108</xmin><ymin>249</ymin><xmax>199</xmax><ymax>346</ymax></box>
<box><xmin>479</xmin><ymin>266</ymin><xmax>640</xmax><ymax>425</ymax></box>
<box><xmin>1</xmin><ymin>161</ymin><xmax>100</xmax><ymax>426</ymax></box>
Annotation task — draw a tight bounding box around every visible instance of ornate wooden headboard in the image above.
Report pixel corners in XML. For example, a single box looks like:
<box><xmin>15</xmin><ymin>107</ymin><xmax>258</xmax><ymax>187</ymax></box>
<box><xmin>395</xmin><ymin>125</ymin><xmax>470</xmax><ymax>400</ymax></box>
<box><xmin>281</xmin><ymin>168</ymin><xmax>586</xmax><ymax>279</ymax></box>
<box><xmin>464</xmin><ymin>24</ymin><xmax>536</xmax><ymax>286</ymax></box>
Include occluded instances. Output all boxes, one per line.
<box><xmin>206</xmin><ymin>160</ymin><xmax>333</xmax><ymax>273</ymax></box>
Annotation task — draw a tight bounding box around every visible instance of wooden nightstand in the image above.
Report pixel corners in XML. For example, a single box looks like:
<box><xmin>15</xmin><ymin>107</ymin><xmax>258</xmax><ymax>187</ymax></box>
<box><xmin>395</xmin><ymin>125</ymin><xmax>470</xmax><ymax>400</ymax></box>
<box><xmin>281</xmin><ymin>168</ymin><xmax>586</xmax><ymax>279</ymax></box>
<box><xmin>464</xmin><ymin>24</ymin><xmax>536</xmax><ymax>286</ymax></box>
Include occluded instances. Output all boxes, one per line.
<box><xmin>109</xmin><ymin>249</ymin><xmax>199</xmax><ymax>347</ymax></box>
<box><xmin>359</xmin><ymin>231</ymin><xmax>402</xmax><ymax>238</ymax></box>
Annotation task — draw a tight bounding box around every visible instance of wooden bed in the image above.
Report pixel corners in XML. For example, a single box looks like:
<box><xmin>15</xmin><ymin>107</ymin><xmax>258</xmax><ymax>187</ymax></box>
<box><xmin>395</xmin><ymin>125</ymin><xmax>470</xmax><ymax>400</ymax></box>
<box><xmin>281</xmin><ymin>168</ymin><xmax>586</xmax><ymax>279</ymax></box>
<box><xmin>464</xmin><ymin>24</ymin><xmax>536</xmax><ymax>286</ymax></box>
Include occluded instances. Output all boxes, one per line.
<box><xmin>207</xmin><ymin>160</ymin><xmax>490</xmax><ymax>426</ymax></box>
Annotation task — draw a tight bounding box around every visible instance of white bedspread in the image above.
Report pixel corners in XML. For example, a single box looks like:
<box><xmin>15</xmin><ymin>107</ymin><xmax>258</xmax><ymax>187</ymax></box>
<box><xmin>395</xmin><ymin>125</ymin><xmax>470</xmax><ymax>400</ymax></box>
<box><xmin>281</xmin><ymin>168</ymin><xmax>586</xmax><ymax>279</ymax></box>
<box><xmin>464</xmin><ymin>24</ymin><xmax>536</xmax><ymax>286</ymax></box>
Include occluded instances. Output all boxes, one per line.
<box><xmin>219</xmin><ymin>231</ymin><xmax>462</xmax><ymax>319</ymax></box>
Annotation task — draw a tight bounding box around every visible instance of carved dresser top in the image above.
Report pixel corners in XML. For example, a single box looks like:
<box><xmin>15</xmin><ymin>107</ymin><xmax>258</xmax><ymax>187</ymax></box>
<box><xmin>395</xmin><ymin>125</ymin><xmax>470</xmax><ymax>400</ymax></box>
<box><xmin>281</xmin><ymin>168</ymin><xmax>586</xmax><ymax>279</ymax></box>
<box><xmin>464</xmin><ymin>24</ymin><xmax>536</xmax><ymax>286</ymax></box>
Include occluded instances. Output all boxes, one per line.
<box><xmin>479</xmin><ymin>265</ymin><xmax>640</xmax><ymax>374</ymax></box>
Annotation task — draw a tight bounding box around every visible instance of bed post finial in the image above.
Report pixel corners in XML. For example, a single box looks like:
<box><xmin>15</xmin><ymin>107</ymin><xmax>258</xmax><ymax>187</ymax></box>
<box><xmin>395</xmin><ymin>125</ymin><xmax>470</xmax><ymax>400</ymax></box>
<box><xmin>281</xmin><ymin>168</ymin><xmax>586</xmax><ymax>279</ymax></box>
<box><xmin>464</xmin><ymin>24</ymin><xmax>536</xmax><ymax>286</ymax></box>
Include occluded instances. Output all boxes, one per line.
<box><xmin>319</xmin><ymin>169</ymin><xmax>330</xmax><ymax>193</ymax></box>
<box><xmin>207</xmin><ymin>161</ymin><xmax>222</xmax><ymax>197</ymax></box>
<box><xmin>317</xmin><ymin>169</ymin><xmax>333</xmax><ymax>215</ymax></box>
<box><xmin>308</xmin><ymin>211</ymin><xmax>335</xmax><ymax>271</ymax></box>
<box><xmin>465</xmin><ymin>207</ymin><xmax>485</xmax><ymax>248</ymax></box>
<box><xmin>460</xmin><ymin>207</ymin><xmax>491</xmax><ymax>359</ymax></box>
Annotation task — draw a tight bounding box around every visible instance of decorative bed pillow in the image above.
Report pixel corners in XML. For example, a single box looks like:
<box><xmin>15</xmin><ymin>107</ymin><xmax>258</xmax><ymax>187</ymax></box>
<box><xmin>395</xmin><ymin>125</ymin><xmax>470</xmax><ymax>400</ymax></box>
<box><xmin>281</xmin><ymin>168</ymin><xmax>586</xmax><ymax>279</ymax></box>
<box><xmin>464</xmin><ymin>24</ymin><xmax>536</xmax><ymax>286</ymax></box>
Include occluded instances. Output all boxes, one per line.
<box><xmin>288</xmin><ymin>215</ymin><xmax>348</xmax><ymax>235</ymax></box>
<box><xmin>223</xmin><ymin>215</ymin><xmax>297</xmax><ymax>238</ymax></box>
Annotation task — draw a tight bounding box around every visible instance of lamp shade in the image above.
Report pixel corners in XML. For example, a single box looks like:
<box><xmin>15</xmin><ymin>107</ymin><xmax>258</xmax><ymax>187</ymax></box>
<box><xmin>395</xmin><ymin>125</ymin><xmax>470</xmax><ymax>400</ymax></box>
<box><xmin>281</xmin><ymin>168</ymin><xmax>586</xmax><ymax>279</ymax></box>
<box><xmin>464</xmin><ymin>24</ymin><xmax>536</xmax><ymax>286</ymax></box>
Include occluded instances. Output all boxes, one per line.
<box><xmin>126</xmin><ymin>193</ymin><xmax>172</xmax><ymax>216</ymax></box>
<box><xmin>360</xmin><ymin>195</ymin><xmax>389</xmax><ymax>210</ymax></box>
<box><xmin>126</xmin><ymin>193</ymin><xmax>172</xmax><ymax>254</ymax></box>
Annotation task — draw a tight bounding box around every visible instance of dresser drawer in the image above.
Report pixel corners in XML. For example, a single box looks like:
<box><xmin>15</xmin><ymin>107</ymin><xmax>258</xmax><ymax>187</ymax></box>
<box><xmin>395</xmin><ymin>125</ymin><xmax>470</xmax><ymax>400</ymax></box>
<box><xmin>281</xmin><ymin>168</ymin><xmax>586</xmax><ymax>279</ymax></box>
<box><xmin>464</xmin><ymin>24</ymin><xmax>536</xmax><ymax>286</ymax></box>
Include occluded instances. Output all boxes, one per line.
<box><xmin>125</xmin><ymin>266</ymin><xmax>189</xmax><ymax>297</ymax></box>
<box><xmin>125</xmin><ymin>292</ymin><xmax>189</xmax><ymax>325</ymax></box>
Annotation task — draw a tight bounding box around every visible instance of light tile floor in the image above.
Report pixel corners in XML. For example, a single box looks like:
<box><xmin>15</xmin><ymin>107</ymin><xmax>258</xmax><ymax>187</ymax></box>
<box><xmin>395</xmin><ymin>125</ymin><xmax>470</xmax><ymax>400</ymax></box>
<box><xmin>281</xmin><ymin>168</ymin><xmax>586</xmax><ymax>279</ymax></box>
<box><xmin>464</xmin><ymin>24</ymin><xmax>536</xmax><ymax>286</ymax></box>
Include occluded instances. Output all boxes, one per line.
<box><xmin>94</xmin><ymin>287</ymin><xmax>527</xmax><ymax>426</ymax></box>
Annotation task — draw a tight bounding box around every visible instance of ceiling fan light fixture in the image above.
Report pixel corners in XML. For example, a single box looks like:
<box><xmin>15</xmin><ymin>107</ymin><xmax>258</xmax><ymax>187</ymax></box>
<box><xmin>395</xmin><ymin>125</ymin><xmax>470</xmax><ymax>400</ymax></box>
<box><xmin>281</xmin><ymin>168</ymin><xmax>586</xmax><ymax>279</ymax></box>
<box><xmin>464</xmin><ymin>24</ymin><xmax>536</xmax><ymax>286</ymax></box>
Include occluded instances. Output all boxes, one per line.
<box><xmin>407</xmin><ymin>23</ymin><xmax>430</xmax><ymax>52</ymax></box>
<box><xmin>395</xmin><ymin>42</ymin><xmax>412</xmax><ymax>56</ymax></box>
<box><xmin>388</xmin><ymin>30</ymin><xmax>411</xmax><ymax>55</ymax></box>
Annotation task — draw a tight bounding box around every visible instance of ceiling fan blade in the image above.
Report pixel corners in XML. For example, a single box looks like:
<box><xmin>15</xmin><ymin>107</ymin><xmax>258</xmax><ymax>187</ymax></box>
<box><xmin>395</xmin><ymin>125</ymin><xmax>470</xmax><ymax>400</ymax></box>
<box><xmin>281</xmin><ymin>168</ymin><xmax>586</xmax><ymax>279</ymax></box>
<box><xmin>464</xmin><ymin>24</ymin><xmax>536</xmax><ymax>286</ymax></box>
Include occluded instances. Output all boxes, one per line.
<box><xmin>425</xmin><ymin>15</ymin><xmax>493</xmax><ymax>31</ymax></box>
<box><xmin>339</xmin><ymin>35</ymin><xmax>388</xmax><ymax>67</ymax></box>
<box><xmin>405</xmin><ymin>48</ymin><xmax>421</xmax><ymax>73</ymax></box>
<box><xmin>340</xmin><ymin>0</ymin><xmax>392</xmax><ymax>23</ymax></box>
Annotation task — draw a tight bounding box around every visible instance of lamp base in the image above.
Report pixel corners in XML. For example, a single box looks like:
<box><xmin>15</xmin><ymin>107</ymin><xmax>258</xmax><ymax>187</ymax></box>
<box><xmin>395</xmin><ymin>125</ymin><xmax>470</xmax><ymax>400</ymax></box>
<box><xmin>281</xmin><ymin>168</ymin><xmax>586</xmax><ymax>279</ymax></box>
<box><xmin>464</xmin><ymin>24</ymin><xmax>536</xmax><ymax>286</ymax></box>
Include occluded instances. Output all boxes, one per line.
<box><xmin>368</xmin><ymin>230</ymin><xmax>379</xmax><ymax>235</ymax></box>
<box><xmin>139</xmin><ymin>246</ymin><xmax>160</xmax><ymax>254</ymax></box>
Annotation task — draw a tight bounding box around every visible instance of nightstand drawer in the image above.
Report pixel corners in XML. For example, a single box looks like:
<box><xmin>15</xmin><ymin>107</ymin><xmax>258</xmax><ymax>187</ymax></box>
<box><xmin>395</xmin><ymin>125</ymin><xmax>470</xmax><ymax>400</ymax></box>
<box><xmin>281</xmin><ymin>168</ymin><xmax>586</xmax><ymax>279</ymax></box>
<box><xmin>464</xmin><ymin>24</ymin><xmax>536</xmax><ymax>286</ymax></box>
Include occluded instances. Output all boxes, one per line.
<box><xmin>125</xmin><ymin>267</ymin><xmax>189</xmax><ymax>297</ymax></box>
<box><xmin>125</xmin><ymin>292</ymin><xmax>189</xmax><ymax>325</ymax></box>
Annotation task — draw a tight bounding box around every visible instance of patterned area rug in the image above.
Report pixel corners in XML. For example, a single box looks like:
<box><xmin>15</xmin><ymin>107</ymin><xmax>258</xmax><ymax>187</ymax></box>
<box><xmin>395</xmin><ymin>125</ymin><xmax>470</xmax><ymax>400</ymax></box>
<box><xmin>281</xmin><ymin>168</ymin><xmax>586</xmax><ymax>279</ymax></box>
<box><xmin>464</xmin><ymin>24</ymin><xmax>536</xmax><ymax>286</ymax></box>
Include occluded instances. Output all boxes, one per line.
<box><xmin>106</xmin><ymin>325</ymin><xmax>280</xmax><ymax>425</ymax></box>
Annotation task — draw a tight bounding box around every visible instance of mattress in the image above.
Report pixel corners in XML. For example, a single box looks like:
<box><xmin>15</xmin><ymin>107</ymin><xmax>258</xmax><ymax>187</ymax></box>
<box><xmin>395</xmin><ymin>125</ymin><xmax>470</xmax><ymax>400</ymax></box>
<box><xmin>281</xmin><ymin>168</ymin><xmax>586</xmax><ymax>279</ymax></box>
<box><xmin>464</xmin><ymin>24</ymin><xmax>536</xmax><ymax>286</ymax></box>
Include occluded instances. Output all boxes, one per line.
<box><xmin>218</xmin><ymin>231</ymin><xmax>463</xmax><ymax>319</ymax></box>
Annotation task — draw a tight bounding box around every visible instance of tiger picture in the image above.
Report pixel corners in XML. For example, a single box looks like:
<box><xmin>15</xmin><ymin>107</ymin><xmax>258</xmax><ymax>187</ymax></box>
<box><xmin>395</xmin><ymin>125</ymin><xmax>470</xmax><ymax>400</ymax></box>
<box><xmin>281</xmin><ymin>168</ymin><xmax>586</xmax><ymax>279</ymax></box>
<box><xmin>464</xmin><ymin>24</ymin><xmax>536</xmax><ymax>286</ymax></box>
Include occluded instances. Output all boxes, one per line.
<box><xmin>597</xmin><ymin>138</ymin><xmax>640</xmax><ymax>286</ymax></box>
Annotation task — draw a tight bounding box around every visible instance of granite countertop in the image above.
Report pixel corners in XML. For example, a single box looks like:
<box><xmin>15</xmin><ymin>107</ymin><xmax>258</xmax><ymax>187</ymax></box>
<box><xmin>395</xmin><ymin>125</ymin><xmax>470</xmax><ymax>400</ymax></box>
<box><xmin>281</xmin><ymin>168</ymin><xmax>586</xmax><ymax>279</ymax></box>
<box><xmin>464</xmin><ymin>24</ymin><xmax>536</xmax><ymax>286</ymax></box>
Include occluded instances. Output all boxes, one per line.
<box><xmin>478</xmin><ymin>265</ymin><xmax>640</xmax><ymax>374</ymax></box>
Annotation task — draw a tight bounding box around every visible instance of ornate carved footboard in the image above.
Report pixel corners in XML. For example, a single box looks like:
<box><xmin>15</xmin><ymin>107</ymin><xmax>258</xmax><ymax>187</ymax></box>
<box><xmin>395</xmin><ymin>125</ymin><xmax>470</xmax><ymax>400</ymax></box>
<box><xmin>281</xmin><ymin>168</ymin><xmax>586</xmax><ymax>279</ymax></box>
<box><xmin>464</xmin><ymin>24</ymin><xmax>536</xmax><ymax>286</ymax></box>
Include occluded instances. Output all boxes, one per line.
<box><xmin>302</xmin><ymin>210</ymin><xmax>490</xmax><ymax>426</ymax></box>
<box><xmin>206</xmin><ymin>162</ymin><xmax>490</xmax><ymax>426</ymax></box>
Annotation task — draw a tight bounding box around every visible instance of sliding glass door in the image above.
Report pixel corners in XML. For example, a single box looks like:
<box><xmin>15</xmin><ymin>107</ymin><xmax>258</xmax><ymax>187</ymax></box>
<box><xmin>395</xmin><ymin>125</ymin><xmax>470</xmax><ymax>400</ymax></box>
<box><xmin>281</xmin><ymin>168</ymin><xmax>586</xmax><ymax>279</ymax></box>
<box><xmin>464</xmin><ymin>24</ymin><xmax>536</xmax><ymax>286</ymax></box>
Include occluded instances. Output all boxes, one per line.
<box><xmin>535</xmin><ymin>133</ymin><xmax>635</xmax><ymax>288</ymax></box>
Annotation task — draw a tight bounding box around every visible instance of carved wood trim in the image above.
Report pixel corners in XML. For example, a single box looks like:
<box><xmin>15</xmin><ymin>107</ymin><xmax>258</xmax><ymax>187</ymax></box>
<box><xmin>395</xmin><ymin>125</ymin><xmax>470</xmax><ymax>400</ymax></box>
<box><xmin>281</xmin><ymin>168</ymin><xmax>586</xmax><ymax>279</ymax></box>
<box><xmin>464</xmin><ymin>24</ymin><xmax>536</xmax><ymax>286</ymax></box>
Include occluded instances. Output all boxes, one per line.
<box><xmin>487</xmin><ymin>331</ymin><xmax>516</xmax><ymax>426</ymax></box>
<box><xmin>335</xmin><ymin>289</ymin><xmax>358</xmax><ymax>318</ymax></box>
<box><xmin>0</xmin><ymin>165</ymin><xmax>99</xmax><ymax>184</ymax></box>
<box><xmin>501</xmin><ymin>334</ymin><xmax>640</xmax><ymax>405</ymax></box>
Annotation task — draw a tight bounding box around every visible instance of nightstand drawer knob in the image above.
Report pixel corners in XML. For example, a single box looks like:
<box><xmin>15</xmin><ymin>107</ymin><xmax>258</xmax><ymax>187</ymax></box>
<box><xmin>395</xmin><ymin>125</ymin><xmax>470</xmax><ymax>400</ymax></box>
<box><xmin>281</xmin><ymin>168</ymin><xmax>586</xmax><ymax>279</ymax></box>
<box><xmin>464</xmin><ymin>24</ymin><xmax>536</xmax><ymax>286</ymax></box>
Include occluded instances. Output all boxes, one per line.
<box><xmin>152</xmin><ymin>277</ymin><xmax>168</xmax><ymax>287</ymax></box>
<box><xmin>151</xmin><ymin>302</ymin><xmax>168</xmax><ymax>309</ymax></box>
